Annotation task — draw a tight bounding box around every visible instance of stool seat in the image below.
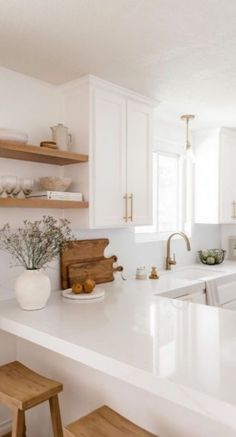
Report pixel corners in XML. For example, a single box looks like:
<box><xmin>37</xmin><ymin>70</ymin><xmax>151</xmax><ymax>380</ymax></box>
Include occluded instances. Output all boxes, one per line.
<box><xmin>0</xmin><ymin>361</ymin><xmax>63</xmax><ymax>410</ymax></box>
<box><xmin>64</xmin><ymin>405</ymin><xmax>157</xmax><ymax>437</ymax></box>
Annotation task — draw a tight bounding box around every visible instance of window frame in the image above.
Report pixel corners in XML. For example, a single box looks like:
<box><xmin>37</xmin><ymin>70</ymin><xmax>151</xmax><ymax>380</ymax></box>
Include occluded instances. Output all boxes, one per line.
<box><xmin>135</xmin><ymin>150</ymin><xmax>186</xmax><ymax>242</ymax></box>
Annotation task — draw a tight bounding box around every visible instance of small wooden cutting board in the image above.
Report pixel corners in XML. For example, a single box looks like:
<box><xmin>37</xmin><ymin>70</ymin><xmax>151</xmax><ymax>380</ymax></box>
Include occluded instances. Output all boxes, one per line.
<box><xmin>60</xmin><ymin>238</ymin><xmax>123</xmax><ymax>289</ymax></box>
<box><xmin>68</xmin><ymin>258</ymin><xmax>123</xmax><ymax>286</ymax></box>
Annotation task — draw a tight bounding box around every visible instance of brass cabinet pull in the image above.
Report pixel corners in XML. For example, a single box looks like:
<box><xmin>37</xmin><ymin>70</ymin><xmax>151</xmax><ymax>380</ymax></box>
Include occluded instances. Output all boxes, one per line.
<box><xmin>128</xmin><ymin>193</ymin><xmax>133</xmax><ymax>222</ymax></box>
<box><xmin>232</xmin><ymin>202</ymin><xmax>236</xmax><ymax>219</ymax></box>
<box><xmin>123</xmin><ymin>193</ymin><xmax>128</xmax><ymax>222</ymax></box>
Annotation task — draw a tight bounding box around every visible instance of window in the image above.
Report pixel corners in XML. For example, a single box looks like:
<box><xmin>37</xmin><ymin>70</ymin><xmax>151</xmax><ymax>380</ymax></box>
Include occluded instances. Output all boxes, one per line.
<box><xmin>158</xmin><ymin>153</ymin><xmax>181</xmax><ymax>233</ymax></box>
<box><xmin>136</xmin><ymin>151</ymin><xmax>185</xmax><ymax>240</ymax></box>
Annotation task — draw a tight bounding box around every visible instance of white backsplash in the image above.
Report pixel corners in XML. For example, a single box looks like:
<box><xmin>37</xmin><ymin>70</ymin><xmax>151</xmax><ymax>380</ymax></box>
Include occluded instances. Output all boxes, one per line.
<box><xmin>73</xmin><ymin>224</ymin><xmax>221</xmax><ymax>275</ymax></box>
<box><xmin>0</xmin><ymin>223</ymin><xmax>220</xmax><ymax>300</ymax></box>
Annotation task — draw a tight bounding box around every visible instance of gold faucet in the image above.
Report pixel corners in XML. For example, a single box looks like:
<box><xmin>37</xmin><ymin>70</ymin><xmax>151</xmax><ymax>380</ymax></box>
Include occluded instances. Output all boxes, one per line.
<box><xmin>166</xmin><ymin>232</ymin><xmax>191</xmax><ymax>270</ymax></box>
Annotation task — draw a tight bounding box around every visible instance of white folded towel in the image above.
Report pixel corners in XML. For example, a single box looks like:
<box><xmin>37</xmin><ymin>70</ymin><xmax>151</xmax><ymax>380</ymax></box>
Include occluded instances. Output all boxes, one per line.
<box><xmin>206</xmin><ymin>273</ymin><xmax>236</xmax><ymax>307</ymax></box>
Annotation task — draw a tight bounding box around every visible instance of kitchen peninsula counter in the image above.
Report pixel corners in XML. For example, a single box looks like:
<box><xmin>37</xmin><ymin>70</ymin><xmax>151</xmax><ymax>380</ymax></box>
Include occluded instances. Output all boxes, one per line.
<box><xmin>1</xmin><ymin>270</ymin><xmax>236</xmax><ymax>431</ymax></box>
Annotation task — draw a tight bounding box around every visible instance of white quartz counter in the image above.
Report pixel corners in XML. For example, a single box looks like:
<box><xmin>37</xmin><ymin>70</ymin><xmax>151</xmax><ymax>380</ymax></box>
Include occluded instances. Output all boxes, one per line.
<box><xmin>1</xmin><ymin>263</ymin><xmax>236</xmax><ymax>430</ymax></box>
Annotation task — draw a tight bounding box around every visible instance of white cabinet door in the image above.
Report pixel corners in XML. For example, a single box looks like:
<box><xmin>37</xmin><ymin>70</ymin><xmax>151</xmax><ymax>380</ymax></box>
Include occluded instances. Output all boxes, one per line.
<box><xmin>126</xmin><ymin>100</ymin><xmax>153</xmax><ymax>225</ymax></box>
<box><xmin>92</xmin><ymin>88</ymin><xmax>126</xmax><ymax>227</ymax></box>
<box><xmin>177</xmin><ymin>291</ymin><xmax>206</xmax><ymax>304</ymax></box>
<box><xmin>195</xmin><ymin>129</ymin><xmax>220</xmax><ymax>224</ymax></box>
<box><xmin>190</xmin><ymin>291</ymin><xmax>206</xmax><ymax>304</ymax></box>
<box><xmin>195</xmin><ymin>128</ymin><xmax>236</xmax><ymax>224</ymax></box>
<box><xmin>219</xmin><ymin>130</ymin><xmax>236</xmax><ymax>223</ymax></box>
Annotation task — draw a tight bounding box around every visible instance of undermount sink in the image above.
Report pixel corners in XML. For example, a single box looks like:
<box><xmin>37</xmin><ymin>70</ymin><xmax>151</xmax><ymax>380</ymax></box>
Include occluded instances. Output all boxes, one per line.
<box><xmin>167</xmin><ymin>266</ymin><xmax>225</xmax><ymax>281</ymax></box>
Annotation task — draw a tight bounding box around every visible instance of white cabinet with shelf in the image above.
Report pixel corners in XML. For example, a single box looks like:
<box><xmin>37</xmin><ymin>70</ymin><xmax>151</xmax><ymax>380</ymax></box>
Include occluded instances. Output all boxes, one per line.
<box><xmin>195</xmin><ymin>127</ymin><xmax>236</xmax><ymax>224</ymax></box>
<box><xmin>63</xmin><ymin>75</ymin><xmax>157</xmax><ymax>228</ymax></box>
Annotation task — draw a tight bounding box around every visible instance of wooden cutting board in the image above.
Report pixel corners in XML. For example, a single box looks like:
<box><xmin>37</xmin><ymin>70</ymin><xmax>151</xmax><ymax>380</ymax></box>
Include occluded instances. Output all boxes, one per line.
<box><xmin>60</xmin><ymin>238</ymin><xmax>123</xmax><ymax>289</ymax></box>
<box><xmin>68</xmin><ymin>258</ymin><xmax>123</xmax><ymax>286</ymax></box>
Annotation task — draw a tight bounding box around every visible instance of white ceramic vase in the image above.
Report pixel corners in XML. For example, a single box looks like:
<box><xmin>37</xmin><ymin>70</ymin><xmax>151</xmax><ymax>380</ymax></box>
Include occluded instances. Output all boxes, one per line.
<box><xmin>14</xmin><ymin>269</ymin><xmax>51</xmax><ymax>310</ymax></box>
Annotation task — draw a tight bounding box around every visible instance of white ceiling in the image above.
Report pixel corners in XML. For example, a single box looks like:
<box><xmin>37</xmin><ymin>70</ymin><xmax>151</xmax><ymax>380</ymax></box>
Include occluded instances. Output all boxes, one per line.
<box><xmin>1</xmin><ymin>0</ymin><xmax>236</xmax><ymax>127</ymax></box>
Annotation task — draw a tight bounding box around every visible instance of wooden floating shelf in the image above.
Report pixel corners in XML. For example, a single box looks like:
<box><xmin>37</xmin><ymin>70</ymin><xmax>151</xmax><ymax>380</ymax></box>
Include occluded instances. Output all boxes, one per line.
<box><xmin>0</xmin><ymin>198</ymin><xmax>89</xmax><ymax>209</ymax></box>
<box><xmin>0</xmin><ymin>141</ymin><xmax>88</xmax><ymax>166</ymax></box>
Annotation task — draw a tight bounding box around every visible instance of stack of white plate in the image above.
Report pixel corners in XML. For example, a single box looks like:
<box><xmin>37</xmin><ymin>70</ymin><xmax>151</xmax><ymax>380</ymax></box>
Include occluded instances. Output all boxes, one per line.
<box><xmin>0</xmin><ymin>128</ymin><xmax>28</xmax><ymax>144</ymax></box>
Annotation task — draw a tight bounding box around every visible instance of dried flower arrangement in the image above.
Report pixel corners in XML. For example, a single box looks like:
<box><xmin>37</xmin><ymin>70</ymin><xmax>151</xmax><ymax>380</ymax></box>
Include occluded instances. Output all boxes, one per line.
<box><xmin>0</xmin><ymin>215</ymin><xmax>73</xmax><ymax>270</ymax></box>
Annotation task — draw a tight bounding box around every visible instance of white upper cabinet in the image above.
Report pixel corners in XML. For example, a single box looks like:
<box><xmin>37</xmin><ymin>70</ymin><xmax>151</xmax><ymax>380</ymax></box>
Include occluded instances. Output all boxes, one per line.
<box><xmin>92</xmin><ymin>88</ymin><xmax>126</xmax><ymax>227</ymax></box>
<box><xmin>195</xmin><ymin>128</ymin><xmax>236</xmax><ymax>224</ymax></box>
<box><xmin>219</xmin><ymin>129</ymin><xmax>236</xmax><ymax>223</ymax></box>
<box><xmin>126</xmin><ymin>100</ymin><xmax>152</xmax><ymax>226</ymax></box>
<box><xmin>63</xmin><ymin>76</ymin><xmax>157</xmax><ymax>229</ymax></box>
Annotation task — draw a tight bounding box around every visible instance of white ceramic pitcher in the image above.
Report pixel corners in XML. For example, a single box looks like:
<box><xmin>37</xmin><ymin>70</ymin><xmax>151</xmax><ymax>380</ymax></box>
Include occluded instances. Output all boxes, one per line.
<box><xmin>50</xmin><ymin>123</ymin><xmax>72</xmax><ymax>151</ymax></box>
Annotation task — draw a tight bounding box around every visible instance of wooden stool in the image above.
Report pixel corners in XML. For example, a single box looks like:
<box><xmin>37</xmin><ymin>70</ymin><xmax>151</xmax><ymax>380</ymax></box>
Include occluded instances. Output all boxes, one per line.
<box><xmin>64</xmin><ymin>405</ymin><xmax>157</xmax><ymax>437</ymax></box>
<box><xmin>0</xmin><ymin>361</ymin><xmax>63</xmax><ymax>437</ymax></box>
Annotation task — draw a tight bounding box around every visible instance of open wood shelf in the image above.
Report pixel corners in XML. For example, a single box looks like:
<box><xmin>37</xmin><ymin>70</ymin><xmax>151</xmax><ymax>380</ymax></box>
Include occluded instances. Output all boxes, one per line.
<box><xmin>0</xmin><ymin>141</ymin><xmax>88</xmax><ymax>165</ymax></box>
<box><xmin>0</xmin><ymin>198</ymin><xmax>89</xmax><ymax>209</ymax></box>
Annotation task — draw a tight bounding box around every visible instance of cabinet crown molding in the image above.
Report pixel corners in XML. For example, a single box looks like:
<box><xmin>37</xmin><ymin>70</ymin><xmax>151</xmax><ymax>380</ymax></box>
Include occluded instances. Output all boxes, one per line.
<box><xmin>59</xmin><ymin>74</ymin><xmax>159</xmax><ymax>107</ymax></box>
<box><xmin>220</xmin><ymin>127</ymin><xmax>236</xmax><ymax>139</ymax></box>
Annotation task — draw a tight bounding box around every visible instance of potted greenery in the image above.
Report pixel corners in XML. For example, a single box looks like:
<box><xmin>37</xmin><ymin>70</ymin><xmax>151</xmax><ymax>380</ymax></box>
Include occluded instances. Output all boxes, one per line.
<box><xmin>0</xmin><ymin>216</ymin><xmax>72</xmax><ymax>310</ymax></box>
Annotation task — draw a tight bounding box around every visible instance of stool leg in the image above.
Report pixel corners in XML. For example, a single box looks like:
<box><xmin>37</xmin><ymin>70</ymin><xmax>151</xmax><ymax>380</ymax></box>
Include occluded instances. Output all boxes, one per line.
<box><xmin>49</xmin><ymin>395</ymin><xmax>63</xmax><ymax>437</ymax></box>
<box><xmin>11</xmin><ymin>409</ymin><xmax>25</xmax><ymax>437</ymax></box>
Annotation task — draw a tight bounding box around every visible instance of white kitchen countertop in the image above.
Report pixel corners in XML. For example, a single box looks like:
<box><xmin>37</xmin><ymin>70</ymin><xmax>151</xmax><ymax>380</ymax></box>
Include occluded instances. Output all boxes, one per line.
<box><xmin>1</xmin><ymin>262</ymin><xmax>236</xmax><ymax>429</ymax></box>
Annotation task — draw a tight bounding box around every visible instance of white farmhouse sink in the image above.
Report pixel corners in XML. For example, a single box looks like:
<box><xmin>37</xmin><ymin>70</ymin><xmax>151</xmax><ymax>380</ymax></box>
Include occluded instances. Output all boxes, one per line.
<box><xmin>167</xmin><ymin>266</ymin><xmax>225</xmax><ymax>281</ymax></box>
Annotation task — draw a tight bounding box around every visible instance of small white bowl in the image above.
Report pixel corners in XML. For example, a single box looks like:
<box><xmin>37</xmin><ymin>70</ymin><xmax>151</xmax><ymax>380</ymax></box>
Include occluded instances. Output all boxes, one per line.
<box><xmin>38</xmin><ymin>177</ymin><xmax>72</xmax><ymax>192</ymax></box>
<box><xmin>0</xmin><ymin>128</ymin><xmax>28</xmax><ymax>144</ymax></box>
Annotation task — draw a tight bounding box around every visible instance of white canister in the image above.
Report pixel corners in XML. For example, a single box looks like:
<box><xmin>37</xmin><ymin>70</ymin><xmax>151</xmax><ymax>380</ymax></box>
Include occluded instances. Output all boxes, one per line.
<box><xmin>14</xmin><ymin>269</ymin><xmax>51</xmax><ymax>310</ymax></box>
<box><xmin>136</xmin><ymin>266</ymin><xmax>147</xmax><ymax>280</ymax></box>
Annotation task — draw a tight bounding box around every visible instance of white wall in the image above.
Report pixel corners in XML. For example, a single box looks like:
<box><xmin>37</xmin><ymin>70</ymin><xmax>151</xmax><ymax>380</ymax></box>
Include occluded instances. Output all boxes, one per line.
<box><xmin>0</xmin><ymin>65</ymin><xmax>64</xmax><ymax>232</ymax></box>
<box><xmin>0</xmin><ymin>67</ymin><xmax>64</xmax><ymax>144</ymax></box>
<box><xmin>0</xmin><ymin>67</ymin><xmax>65</xmax><ymax>299</ymax></box>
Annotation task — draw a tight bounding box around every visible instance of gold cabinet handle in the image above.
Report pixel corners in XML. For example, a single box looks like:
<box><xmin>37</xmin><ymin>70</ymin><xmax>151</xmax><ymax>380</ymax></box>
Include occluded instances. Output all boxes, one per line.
<box><xmin>128</xmin><ymin>193</ymin><xmax>133</xmax><ymax>222</ymax></box>
<box><xmin>123</xmin><ymin>193</ymin><xmax>128</xmax><ymax>222</ymax></box>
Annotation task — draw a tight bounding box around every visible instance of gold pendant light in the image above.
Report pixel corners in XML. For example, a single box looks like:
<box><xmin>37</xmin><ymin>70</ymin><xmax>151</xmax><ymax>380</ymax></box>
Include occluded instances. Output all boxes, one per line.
<box><xmin>181</xmin><ymin>114</ymin><xmax>195</xmax><ymax>161</ymax></box>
